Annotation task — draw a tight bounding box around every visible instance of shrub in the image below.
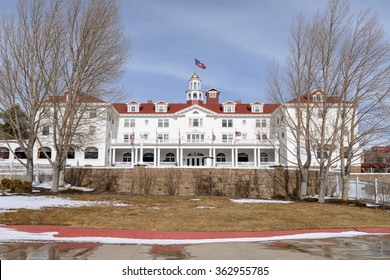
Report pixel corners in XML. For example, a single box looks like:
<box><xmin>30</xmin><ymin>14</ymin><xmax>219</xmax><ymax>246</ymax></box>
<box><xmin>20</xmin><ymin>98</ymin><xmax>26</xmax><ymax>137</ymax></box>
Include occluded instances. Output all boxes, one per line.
<box><xmin>22</xmin><ymin>181</ymin><xmax>33</xmax><ymax>193</ymax></box>
<box><xmin>1</xmin><ymin>178</ymin><xmax>12</xmax><ymax>189</ymax></box>
<box><xmin>10</xmin><ymin>179</ymin><xmax>24</xmax><ymax>193</ymax></box>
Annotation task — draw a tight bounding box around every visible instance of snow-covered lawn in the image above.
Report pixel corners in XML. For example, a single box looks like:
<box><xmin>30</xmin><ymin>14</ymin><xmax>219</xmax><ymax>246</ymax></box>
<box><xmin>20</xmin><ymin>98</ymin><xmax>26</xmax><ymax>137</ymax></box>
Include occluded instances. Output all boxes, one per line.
<box><xmin>231</xmin><ymin>199</ymin><xmax>293</xmax><ymax>204</ymax></box>
<box><xmin>0</xmin><ymin>195</ymin><xmax>127</xmax><ymax>213</ymax></box>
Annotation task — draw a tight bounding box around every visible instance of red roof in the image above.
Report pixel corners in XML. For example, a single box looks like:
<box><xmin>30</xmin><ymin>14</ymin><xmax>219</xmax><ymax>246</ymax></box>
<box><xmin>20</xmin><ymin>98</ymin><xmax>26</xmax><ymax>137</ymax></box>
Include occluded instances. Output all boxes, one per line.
<box><xmin>46</xmin><ymin>93</ymin><xmax>106</xmax><ymax>103</ymax></box>
<box><xmin>113</xmin><ymin>102</ymin><xmax>279</xmax><ymax>115</ymax></box>
<box><xmin>288</xmin><ymin>90</ymin><xmax>342</xmax><ymax>104</ymax></box>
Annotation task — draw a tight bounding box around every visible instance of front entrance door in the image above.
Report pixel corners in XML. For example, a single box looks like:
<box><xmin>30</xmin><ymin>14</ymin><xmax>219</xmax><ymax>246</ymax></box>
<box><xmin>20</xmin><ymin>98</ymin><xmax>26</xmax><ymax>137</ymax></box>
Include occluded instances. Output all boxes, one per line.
<box><xmin>186</xmin><ymin>152</ymin><xmax>204</xmax><ymax>166</ymax></box>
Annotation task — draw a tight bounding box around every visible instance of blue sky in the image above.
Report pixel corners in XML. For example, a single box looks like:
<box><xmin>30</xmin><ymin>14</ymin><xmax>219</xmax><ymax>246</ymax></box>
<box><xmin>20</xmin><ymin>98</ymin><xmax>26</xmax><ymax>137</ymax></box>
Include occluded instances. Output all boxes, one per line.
<box><xmin>1</xmin><ymin>0</ymin><xmax>390</xmax><ymax>104</ymax></box>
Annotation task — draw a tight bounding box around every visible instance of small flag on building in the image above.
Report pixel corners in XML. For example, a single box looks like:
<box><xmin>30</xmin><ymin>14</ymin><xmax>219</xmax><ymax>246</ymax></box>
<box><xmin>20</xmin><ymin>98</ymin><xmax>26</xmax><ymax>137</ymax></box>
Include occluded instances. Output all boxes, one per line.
<box><xmin>131</xmin><ymin>130</ymin><xmax>135</xmax><ymax>145</ymax></box>
<box><xmin>195</xmin><ymin>59</ymin><xmax>206</xmax><ymax>69</ymax></box>
<box><xmin>235</xmin><ymin>131</ymin><xmax>242</xmax><ymax>137</ymax></box>
<box><xmin>212</xmin><ymin>129</ymin><xmax>216</xmax><ymax>142</ymax></box>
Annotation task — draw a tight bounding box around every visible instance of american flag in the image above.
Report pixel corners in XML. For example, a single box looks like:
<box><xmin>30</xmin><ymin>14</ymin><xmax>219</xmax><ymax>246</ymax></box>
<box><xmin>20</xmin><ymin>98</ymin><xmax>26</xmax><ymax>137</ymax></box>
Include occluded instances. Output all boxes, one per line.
<box><xmin>235</xmin><ymin>131</ymin><xmax>241</xmax><ymax>137</ymax></box>
<box><xmin>212</xmin><ymin>129</ymin><xmax>216</xmax><ymax>142</ymax></box>
<box><xmin>195</xmin><ymin>59</ymin><xmax>206</xmax><ymax>69</ymax></box>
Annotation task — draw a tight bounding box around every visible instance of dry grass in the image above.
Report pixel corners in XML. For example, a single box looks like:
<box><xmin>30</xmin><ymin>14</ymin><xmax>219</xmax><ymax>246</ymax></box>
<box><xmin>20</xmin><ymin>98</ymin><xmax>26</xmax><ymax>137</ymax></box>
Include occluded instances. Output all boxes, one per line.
<box><xmin>1</xmin><ymin>194</ymin><xmax>389</xmax><ymax>231</ymax></box>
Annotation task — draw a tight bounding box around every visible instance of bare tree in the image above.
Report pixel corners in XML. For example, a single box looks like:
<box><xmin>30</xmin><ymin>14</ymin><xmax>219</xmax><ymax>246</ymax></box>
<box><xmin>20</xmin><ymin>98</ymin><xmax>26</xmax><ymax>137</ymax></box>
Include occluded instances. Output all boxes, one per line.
<box><xmin>268</xmin><ymin>0</ymin><xmax>390</xmax><ymax>203</ymax></box>
<box><xmin>0</xmin><ymin>0</ymin><xmax>63</xmax><ymax>182</ymax></box>
<box><xmin>41</xmin><ymin>0</ymin><xmax>129</xmax><ymax>192</ymax></box>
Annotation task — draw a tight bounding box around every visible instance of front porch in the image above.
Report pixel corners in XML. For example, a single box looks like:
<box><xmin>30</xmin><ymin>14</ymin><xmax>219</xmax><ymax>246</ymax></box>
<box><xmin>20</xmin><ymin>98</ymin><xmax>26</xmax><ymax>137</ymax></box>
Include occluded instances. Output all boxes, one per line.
<box><xmin>110</xmin><ymin>146</ymin><xmax>279</xmax><ymax>168</ymax></box>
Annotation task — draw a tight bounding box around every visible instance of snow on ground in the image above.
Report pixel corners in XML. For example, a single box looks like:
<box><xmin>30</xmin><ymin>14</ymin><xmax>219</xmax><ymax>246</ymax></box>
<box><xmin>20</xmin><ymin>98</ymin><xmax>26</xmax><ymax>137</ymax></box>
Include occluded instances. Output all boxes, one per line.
<box><xmin>0</xmin><ymin>195</ymin><xmax>127</xmax><ymax>213</ymax></box>
<box><xmin>33</xmin><ymin>181</ymin><xmax>94</xmax><ymax>192</ymax></box>
<box><xmin>0</xmin><ymin>227</ymin><xmax>383</xmax><ymax>245</ymax></box>
<box><xmin>195</xmin><ymin>206</ymin><xmax>215</xmax><ymax>209</ymax></box>
<box><xmin>231</xmin><ymin>199</ymin><xmax>293</xmax><ymax>204</ymax></box>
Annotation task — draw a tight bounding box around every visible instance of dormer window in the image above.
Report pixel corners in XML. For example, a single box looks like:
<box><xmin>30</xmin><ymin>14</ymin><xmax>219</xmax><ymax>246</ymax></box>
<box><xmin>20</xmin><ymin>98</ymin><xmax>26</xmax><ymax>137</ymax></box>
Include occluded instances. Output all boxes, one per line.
<box><xmin>156</xmin><ymin>105</ymin><xmax>167</xmax><ymax>112</ymax></box>
<box><xmin>314</xmin><ymin>93</ymin><xmax>323</xmax><ymax>102</ymax></box>
<box><xmin>154</xmin><ymin>101</ymin><xmax>169</xmax><ymax>113</ymax></box>
<box><xmin>250</xmin><ymin>101</ymin><xmax>264</xmax><ymax>113</ymax></box>
<box><xmin>126</xmin><ymin>101</ymin><xmax>140</xmax><ymax>113</ymax></box>
<box><xmin>209</xmin><ymin>92</ymin><xmax>216</xmax><ymax>98</ymax></box>
<box><xmin>222</xmin><ymin>101</ymin><xmax>236</xmax><ymax>113</ymax></box>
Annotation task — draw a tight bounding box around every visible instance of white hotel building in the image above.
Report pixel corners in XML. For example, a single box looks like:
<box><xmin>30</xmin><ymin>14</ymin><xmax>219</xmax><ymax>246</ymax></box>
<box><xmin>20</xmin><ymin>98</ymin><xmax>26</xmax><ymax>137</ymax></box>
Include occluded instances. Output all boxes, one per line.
<box><xmin>1</xmin><ymin>72</ymin><xmax>359</xmax><ymax>169</ymax></box>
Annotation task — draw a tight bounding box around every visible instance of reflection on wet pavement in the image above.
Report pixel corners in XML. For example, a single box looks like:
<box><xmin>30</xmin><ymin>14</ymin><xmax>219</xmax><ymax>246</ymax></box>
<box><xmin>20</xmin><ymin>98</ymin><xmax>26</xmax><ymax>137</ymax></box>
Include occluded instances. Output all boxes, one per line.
<box><xmin>1</xmin><ymin>235</ymin><xmax>389</xmax><ymax>260</ymax></box>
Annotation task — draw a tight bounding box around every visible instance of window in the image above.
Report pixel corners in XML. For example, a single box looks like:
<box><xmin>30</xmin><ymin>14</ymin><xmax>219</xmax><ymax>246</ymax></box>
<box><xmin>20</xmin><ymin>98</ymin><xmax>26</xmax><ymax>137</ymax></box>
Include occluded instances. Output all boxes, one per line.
<box><xmin>89</xmin><ymin>109</ymin><xmax>97</xmax><ymax>118</ymax></box>
<box><xmin>85</xmin><ymin>147</ymin><xmax>98</xmax><ymax>159</ymax></box>
<box><xmin>222</xmin><ymin>119</ymin><xmax>233</xmax><ymax>127</ymax></box>
<box><xmin>123</xmin><ymin>152</ymin><xmax>132</xmax><ymax>162</ymax></box>
<box><xmin>38</xmin><ymin>147</ymin><xmax>51</xmax><ymax>159</ymax></box>
<box><xmin>128</xmin><ymin>105</ymin><xmax>139</xmax><ymax>112</ymax></box>
<box><xmin>14</xmin><ymin>147</ymin><xmax>26</xmax><ymax>159</ymax></box>
<box><xmin>317</xmin><ymin>109</ymin><xmax>323</xmax><ymax>119</ymax></box>
<box><xmin>186</xmin><ymin>134</ymin><xmax>205</xmax><ymax>143</ymax></box>
<box><xmin>189</xmin><ymin>118</ymin><xmax>203</xmax><ymax>127</ymax></box>
<box><xmin>156</xmin><ymin>105</ymin><xmax>167</xmax><ymax>112</ymax></box>
<box><xmin>158</xmin><ymin>119</ymin><xmax>169</xmax><ymax>128</ymax></box>
<box><xmin>262</xmin><ymin>134</ymin><xmax>268</xmax><ymax>141</ymax></box>
<box><xmin>343</xmin><ymin>147</ymin><xmax>349</xmax><ymax>159</ymax></box>
<box><xmin>209</xmin><ymin>92</ymin><xmax>216</xmax><ymax>98</ymax></box>
<box><xmin>224</xmin><ymin>105</ymin><xmax>234</xmax><ymax>112</ymax></box>
<box><xmin>124</xmin><ymin>134</ymin><xmax>129</xmax><ymax>143</ymax></box>
<box><xmin>222</xmin><ymin>134</ymin><xmax>234</xmax><ymax>143</ymax></box>
<box><xmin>316</xmin><ymin>147</ymin><xmax>330</xmax><ymax>159</ymax></box>
<box><xmin>242</xmin><ymin>133</ymin><xmax>247</xmax><ymax>140</ymax></box>
<box><xmin>67</xmin><ymin>147</ymin><xmax>75</xmax><ymax>159</ymax></box>
<box><xmin>42</xmin><ymin>125</ymin><xmax>50</xmax><ymax>136</ymax></box>
<box><xmin>0</xmin><ymin>147</ymin><xmax>10</xmax><ymax>159</ymax></box>
<box><xmin>89</xmin><ymin>126</ymin><xmax>96</xmax><ymax>135</ymax></box>
<box><xmin>314</xmin><ymin>93</ymin><xmax>323</xmax><ymax>102</ymax></box>
<box><xmin>124</xmin><ymin>119</ymin><xmax>135</xmax><ymax>128</ymax></box>
<box><xmin>143</xmin><ymin>153</ymin><xmax>154</xmax><ymax>162</ymax></box>
<box><xmin>256</xmin><ymin>119</ymin><xmax>267</xmax><ymax>128</ymax></box>
<box><xmin>165</xmin><ymin>153</ymin><xmax>175</xmax><ymax>162</ymax></box>
<box><xmin>157</xmin><ymin>133</ymin><xmax>169</xmax><ymax>143</ymax></box>
<box><xmin>260</xmin><ymin>152</ymin><xmax>268</xmax><ymax>163</ymax></box>
<box><xmin>238</xmin><ymin>153</ymin><xmax>249</xmax><ymax>162</ymax></box>
<box><xmin>252</xmin><ymin>105</ymin><xmax>263</xmax><ymax>113</ymax></box>
<box><xmin>216</xmin><ymin>153</ymin><xmax>226</xmax><ymax>162</ymax></box>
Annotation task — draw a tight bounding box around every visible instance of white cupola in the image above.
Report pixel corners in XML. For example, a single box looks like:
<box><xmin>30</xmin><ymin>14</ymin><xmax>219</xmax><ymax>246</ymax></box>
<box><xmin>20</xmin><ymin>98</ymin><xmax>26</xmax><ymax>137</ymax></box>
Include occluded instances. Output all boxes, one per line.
<box><xmin>186</xmin><ymin>73</ymin><xmax>204</xmax><ymax>102</ymax></box>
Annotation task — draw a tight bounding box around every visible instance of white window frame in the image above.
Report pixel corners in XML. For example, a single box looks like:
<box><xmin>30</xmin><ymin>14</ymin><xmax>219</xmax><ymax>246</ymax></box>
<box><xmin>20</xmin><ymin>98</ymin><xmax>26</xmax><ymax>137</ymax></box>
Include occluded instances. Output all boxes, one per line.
<box><xmin>158</xmin><ymin>119</ymin><xmax>169</xmax><ymax>128</ymax></box>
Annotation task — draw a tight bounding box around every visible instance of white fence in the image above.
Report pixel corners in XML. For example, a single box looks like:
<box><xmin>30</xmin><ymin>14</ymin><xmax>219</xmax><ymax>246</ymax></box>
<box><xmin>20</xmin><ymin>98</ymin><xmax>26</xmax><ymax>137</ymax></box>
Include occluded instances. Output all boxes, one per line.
<box><xmin>327</xmin><ymin>173</ymin><xmax>390</xmax><ymax>206</ymax></box>
<box><xmin>0</xmin><ymin>162</ymin><xmax>53</xmax><ymax>181</ymax></box>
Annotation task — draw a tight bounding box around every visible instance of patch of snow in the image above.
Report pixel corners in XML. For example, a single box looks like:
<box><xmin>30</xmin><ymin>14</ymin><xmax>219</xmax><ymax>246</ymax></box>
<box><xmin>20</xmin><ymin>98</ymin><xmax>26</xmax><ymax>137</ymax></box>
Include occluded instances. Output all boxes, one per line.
<box><xmin>0</xmin><ymin>195</ymin><xmax>127</xmax><ymax>213</ymax></box>
<box><xmin>0</xmin><ymin>227</ymin><xmax>386</xmax><ymax>245</ymax></box>
<box><xmin>190</xmin><ymin>198</ymin><xmax>201</xmax><ymax>201</ymax></box>
<box><xmin>195</xmin><ymin>206</ymin><xmax>215</xmax><ymax>209</ymax></box>
<box><xmin>231</xmin><ymin>199</ymin><xmax>293</xmax><ymax>204</ymax></box>
<box><xmin>149</xmin><ymin>206</ymin><xmax>160</xmax><ymax>210</ymax></box>
<box><xmin>33</xmin><ymin>181</ymin><xmax>94</xmax><ymax>192</ymax></box>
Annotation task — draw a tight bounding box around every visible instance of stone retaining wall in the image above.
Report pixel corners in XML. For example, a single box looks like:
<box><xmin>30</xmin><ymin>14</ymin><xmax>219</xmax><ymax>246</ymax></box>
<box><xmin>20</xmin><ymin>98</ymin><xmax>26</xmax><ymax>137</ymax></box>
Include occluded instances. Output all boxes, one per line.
<box><xmin>64</xmin><ymin>166</ymin><xmax>325</xmax><ymax>198</ymax></box>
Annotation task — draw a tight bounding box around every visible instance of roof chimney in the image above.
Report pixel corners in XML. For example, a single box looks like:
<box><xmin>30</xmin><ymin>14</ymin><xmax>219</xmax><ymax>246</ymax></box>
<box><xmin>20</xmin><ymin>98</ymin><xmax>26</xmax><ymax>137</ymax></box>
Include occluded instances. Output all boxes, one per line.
<box><xmin>147</xmin><ymin>100</ymin><xmax>153</xmax><ymax>104</ymax></box>
<box><xmin>235</xmin><ymin>100</ymin><xmax>242</xmax><ymax>104</ymax></box>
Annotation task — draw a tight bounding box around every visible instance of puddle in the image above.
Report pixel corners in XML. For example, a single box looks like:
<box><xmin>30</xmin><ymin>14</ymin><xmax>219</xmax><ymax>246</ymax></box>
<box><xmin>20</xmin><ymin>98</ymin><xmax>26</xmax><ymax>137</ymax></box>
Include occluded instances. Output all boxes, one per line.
<box><xmin>1</xmin><ymin>235</ymin><xmax>389</xmax><ymax>259</ymax></box>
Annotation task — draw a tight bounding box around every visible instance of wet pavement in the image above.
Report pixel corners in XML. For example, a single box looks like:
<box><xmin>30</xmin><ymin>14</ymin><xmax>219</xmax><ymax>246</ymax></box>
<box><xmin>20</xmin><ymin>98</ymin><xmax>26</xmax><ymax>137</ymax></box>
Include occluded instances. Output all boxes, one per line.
<box><xmin>1</xmin><ymin>235</ymin><xmax>390</xmax><ymax>260</ymax></box>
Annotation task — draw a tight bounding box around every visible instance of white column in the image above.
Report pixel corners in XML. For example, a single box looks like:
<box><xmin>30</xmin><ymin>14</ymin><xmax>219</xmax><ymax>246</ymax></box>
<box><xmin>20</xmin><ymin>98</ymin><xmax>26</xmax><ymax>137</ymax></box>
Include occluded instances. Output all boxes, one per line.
<box><xmin>213</xmin><ymin>148</ymin><xmax>216</xmax><ymax>167</ymax></box>
<box><xmin>254</xmin><ymin>147</ymin><xmax>257</xmax><ymax>167</ymax></box>
<box><xmin>258</xmin><ymin>148</ymin><xmax>261</xmax><ymax>167</ymax></box>
<box><xmin>154</xmin><ymin>147</ymin><xmax>157</xmax><ymax>167</ymax></box>
<box><xmin>275</xmin><ymin>148</ymin><xmax>279</xmax><ymax>164</ymax></box>
<box><xmin>157</xmin><ymin>147</ymin><xmax>160</xmax><ymax>167</ymax></box>
<box><xmin>180</xmin><ymin>148</ymin><xmax>184</xmax><ymax>166</ymax></box>
<box><xmin>176</xmin><ymin>147</ymin><xmax>179</xmax><ymax>166</ymax></box>
<box><xmin>139</xmin><ymin>134</ymin><xmax>144</xmax><ymax>164</ymax></box>
<box><xmin>135</xmin><ymin>148</ymin><xmax>138</xmax><ymax>164</ymax></box>
<box><xmin>112</xmin><ymin>148</ymin><xmax>116</xmax><ymax>165</ymax></box>
<box><xmin>231</xmin><ymin>148</ymin><xmax>235</xmax><ymax>167</ymax></box>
